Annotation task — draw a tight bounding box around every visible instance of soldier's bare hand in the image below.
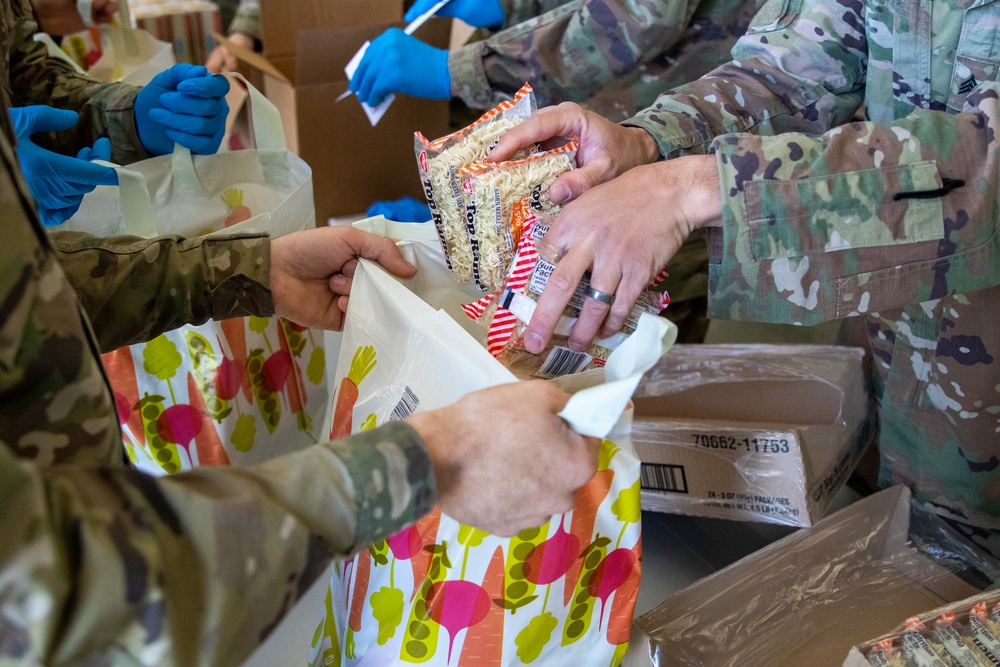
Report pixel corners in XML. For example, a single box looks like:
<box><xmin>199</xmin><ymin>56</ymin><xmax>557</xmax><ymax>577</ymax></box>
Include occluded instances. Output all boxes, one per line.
<box><xmin>408</xmin><ymin>381</ymin><xmax>600</xmax><ymax>537</ymax></box>
<box><xmin>487</xmin><ymin>102</ymin><xmax>660</xmax><ymax>205</ymax></box>
<box><xmin>523</xmin><ymin>154</ymin><xmax>722</xmax><ymax>355</ymax></box>
<box><xmin>205</xmin><ymin>33</ymin><xmax>254</xmax><ymax>74</ymax></box>
<box><xmin>270</xmin><ymin>227</ymin><xmax>416</xmax><ymax>331</ymax></box>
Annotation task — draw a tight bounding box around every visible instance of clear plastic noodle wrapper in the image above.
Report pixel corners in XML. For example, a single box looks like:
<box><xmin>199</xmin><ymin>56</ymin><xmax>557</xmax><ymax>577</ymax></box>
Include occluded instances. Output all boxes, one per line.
<box><xmin>457</xmin><ymin>137</ymin><xmax>578</xmax><ymax>293</ymax></box>
<box><xmin>964</xmin><ymin>600</ymin><xmax>1000</xmax><ymax>665</ymax></box>
<box><xmin>866</xmin><ymin>638</ymin><xmax>906</xmax><ymax>667</ymax></box>
<box><xmin>460</xmin><ymin>213</ymin><xmax>670</xmax><ymax>379</ymax></box>
<box><xmin>900</xmin><ymin>617</ymin><xmax>951</xmax><ymax>667</ymax></box>
<box><xmin>413</xmin><ymin>83</ymin><xmax>536</xmax><ymax>289</ymax></box>
<box><xmin>932</xmin><ymin>612</ymin><xmax>988</xmax><ymax>667</ymax></box>
<box><xmin>624</xmin><ymin>486</ymin><xmax>1000</xmax><ymax>667</ymax></box>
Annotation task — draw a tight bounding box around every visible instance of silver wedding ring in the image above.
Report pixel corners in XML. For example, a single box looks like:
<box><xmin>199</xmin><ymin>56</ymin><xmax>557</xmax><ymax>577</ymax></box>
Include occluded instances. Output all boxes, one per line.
<box><xmin>585</xmin><ymin>287</ymin><xmax>615</xmax><ymax>305</ymax></box>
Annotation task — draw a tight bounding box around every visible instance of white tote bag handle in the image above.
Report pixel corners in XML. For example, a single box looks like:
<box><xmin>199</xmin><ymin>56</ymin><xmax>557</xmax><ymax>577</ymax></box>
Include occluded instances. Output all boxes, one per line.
<box><xmin>168</xmin><ymin>71</ymin><xmax>289</xmax><ymax>193</ymax></box>
<box><xmin>351</xmin><ymin>214</ymin><xmax>439</xmax><ymax>242</ymax></box>
<box><xmin>33</xmin><ymin>33</ymin><xmax>86</xmax><ymax>73</ymax></box>
<box><xmin>92</xmin><ymin>160</ymin><xmax>159</xmax><ymax>238</ymax></box>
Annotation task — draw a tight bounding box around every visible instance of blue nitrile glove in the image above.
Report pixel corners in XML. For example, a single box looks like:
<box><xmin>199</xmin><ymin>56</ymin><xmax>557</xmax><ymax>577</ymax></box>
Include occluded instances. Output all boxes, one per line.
<box><xmin>135</xmin><ymin>63</ymin><xmax>230</xmax><ymax>156</ymax></box>
<box><xmin>405</xmin><ymin>0</ymin><xmax>504</xmax><ymax>29</ymax></box>
<box><xmin>367</xmin><ymin>196</ymin><xmax>432</xmax><ymax>222</ymax></box>
<box><xmin>350</xmin><ymin>29</ymin><xmax>451</xmax><ymax>107</ymax></box>
<box><xmin>10</xmin><ymin>106</ymin><xmax>118</xmax><ymax>227</ymax></box>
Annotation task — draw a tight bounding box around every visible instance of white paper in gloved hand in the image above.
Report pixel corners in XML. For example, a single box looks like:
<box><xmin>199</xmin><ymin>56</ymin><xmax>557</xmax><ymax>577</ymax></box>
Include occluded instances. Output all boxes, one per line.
<box><xmin>342</xmin><ymin>0</ymin><xmax>450</xmax><ymax>126</ymax></box>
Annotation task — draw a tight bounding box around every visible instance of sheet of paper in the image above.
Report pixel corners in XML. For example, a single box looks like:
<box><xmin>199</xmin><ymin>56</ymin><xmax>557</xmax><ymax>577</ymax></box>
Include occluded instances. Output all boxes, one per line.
<box><xmin>342</xmin><ymin>0</ymin><xmax>451</xmax><ymax>126</ymax></box>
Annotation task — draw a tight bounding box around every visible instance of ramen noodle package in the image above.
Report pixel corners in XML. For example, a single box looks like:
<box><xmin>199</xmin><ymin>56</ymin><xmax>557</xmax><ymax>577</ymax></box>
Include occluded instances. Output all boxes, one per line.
<box><xmin>858</xmin><ymin>594</ymin><xmax>1000</xmax><ymax>667</ymax></box>
<box><xmin>415</xmin><ymin>83</ymin><xmax>580</xmax><ymax>295</ymax></box>
<box><xmin>932</xmin><ymin>612</ymin><xmax>988</xmax><ymax>667</ymax></box>
<box><xmin>457</xmin><ymin>137</ymin><xmax>578</xmax><ymax>293</ymax></box>
<box><xmin>462</xmin><ymin>213</ymin><xmax>670</xmax><ymax>379</ymax></box>
<box><xmin>414</xmin><ymin>84</ymin><xmax>537</xmax><ymax>289</ymax></box>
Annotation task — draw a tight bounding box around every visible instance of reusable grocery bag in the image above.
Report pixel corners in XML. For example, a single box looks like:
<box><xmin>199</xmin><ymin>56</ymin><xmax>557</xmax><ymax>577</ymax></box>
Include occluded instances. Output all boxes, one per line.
<box><xmin>307</xmin><ymin>234</ymin><xmax>676</xmax><ymax>667</ymax></box>
<box><xmin>58</xmin><ymin>75</ymin><xmax>327</xmax><ymax>474</ymax></box>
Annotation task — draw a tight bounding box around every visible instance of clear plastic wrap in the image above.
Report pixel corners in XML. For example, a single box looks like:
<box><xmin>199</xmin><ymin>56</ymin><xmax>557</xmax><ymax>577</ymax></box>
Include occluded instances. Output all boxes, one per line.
<box><xmin>623</xmin><ymin>486</ymin><xmax>1000</xmax><ymax>667</ymax></box>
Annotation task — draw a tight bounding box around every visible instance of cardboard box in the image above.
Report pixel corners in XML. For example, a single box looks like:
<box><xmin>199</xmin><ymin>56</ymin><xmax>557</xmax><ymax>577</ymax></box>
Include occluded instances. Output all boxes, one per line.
<box><xmin>128</xmin><ymin>0</ymin><xmax>220</xmax><ymax>64</ymax></box>
<box><xmin>632</xmin><ymin>344</ymin><xmax>873</xmax><ymax>527</ymax></box>
<box><xmin>222</xmin><ymin>0</ymin><xmax>452</xmax><ymax>223</ymax></box>
<box><xmin>624</xmin><ymin>486</ymin><xmax>998</xmax><ymax>667</ymax></box>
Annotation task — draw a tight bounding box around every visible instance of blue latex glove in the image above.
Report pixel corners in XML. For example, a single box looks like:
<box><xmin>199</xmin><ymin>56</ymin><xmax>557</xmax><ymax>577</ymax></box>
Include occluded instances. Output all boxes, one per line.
<box><xmin>405</xmin><ymin>0</ymin><xmax>504</xmax><ymax>29</ymax></box>
<box><xmin>350</xmin><ymin>29</ymin><xmax>450</xmax><ymax>107</ymax></box>
<box><xmin>10</xmin><ymin>106</ymin><xmax>117</xmax><ymax>227</ymax></box>
<box><xmin>135</xmin><ymin>64</ymin><xmax>230</xmax><ymax>156</ymax></box>
<box><xmin>367</xmin><ymin>196</ymin><xmax>432</xmax><ymax>222</ymax></box>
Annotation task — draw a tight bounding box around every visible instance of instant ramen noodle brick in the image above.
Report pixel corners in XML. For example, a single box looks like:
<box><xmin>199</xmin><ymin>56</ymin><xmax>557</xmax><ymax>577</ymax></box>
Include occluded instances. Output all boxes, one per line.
<box><xmin>414</xmin><ymin>84</ymin><xmax>537</xmax><ymax>288</ymax></box>
<box><xmin>458</xmin><ymin>138</ymin><xmax>578</xmax><ymax>293</ymax></box>
<box><xmin>460</xmin><ymin>211</ymin><xmax>546</xmax><ymax>361</ymax></box>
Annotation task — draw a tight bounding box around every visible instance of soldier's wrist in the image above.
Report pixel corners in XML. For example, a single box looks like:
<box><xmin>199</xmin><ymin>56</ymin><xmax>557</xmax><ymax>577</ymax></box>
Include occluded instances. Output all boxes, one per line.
<box><xmin>683</xmin><ymin>154</ymin><xmax>723</xmax><ymax>230</ymax></box>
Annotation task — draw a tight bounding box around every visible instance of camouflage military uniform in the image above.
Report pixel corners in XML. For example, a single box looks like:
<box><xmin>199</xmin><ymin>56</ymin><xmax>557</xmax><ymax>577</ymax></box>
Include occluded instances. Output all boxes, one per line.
<box><xmin>220</xmin><ymin>0</ymin><xmax>260</xmax><ymax>39</ymax></box>
<box><xmin>0</xmin><ymin>102</ymin><xmax>437</xmax><ymax>667</ymax></box>
<box><xmin>451</xmin><ymin>0</ymin><xmax>766</xmax><ymax>121</ymax></box>
<box><xmin>3</xmin><ymin>0</ymin><xmax>151</xmax><ymax>164</ymax></box>
<box><xmin>626</xmin><ymin>0</ymin><xmax>1000</xmax><ymax>529</ymax></box>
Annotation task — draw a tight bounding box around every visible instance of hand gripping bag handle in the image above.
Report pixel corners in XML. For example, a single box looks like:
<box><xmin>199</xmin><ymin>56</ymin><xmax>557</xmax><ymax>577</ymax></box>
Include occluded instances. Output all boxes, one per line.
<box><xmin>169</xmin><ymin>71</ymin><xmax>290</xmax><ymax>194</ymax></box>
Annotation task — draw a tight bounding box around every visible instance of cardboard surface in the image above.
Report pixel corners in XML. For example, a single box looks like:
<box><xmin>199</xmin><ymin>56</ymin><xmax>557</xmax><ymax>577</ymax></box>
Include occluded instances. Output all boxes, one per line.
<box><xmin>632</xmin><ymin>344</ymin><xmax>872</xmax><ymax>526</ymax></box>
<box><xmin>258</xmin><ymin>0</ymin><xmax>400</xmax><ymax>60</ymax></box>
<box><xmin>236</xmin><ymin>1</ymin><xmax>451</xmax><ymax>221</ymax></box>
<box><xmin>626</xmin><ymin>487</ymin><xmax>989</xmax><ymax>667</ymax></box>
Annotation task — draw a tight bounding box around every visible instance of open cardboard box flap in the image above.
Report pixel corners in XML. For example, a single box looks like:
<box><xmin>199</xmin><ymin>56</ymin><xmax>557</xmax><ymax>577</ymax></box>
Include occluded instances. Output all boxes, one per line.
<box><xmin>624</xmin><ymin>486</ymin><xmax>994</xmax><ymax>667</ymax></box>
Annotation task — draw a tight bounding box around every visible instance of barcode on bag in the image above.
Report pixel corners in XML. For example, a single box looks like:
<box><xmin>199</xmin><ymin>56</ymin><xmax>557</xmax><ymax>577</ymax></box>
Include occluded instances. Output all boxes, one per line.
<box><xmin>536</xmin><ymin>347</ymin><xmax>592</xmax><ymax>378</ymax></box>
<box><xmin>389</xmin><ymin>386</ymin><xmax>420</xmax><ymax>422</ymax></box>
<box><xmin>641</xmin><ymin>463</ymin><xmax>688</xmax><ymax>494</ymax></box>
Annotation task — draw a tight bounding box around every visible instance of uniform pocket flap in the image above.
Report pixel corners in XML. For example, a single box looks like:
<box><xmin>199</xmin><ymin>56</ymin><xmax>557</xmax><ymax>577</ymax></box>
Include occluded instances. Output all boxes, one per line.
<box><xmin>745</xmin><ymin>161</ymin><xmax>945</xmax><ymax>260</ymax></box>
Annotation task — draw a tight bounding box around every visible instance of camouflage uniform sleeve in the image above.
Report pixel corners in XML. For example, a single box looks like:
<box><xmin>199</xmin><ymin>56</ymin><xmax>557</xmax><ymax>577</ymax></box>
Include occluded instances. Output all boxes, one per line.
<box><xmin>0</xmin><ymin>421</ymin><xmax>436</xmax><ymax>666</ymax></box>
<box><xmin>7</xmin><ymin>0</ymin><xmax>151</xmax><ymax>165</ymax></box>
<box><xmin>228</xmin><ymin>0</ymin><xmax>261</xmax><ymax>39</ymax></box>
<box><xmin>450</xmin><ymin>0</ymin><xmax>695</xmax><ymax>109</ymax></box>
<box><xmin>499</xmin><ymin>0</ymin><xmax>578</xmax><ymax>26</ymax></box>
<box><xmin>707</xmin><ymin>85</ymin><xmax>1000</xmax><ymax>325</ymax></box>
<box><xmin>50</xmin><ymin>231</ymin><xmax>273</xmax><ymax>351</ymax></box>
<box><xmin>623</xmin><ymin>0</ymin><xmax>868</xmax><ymax>157</ymax></box>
